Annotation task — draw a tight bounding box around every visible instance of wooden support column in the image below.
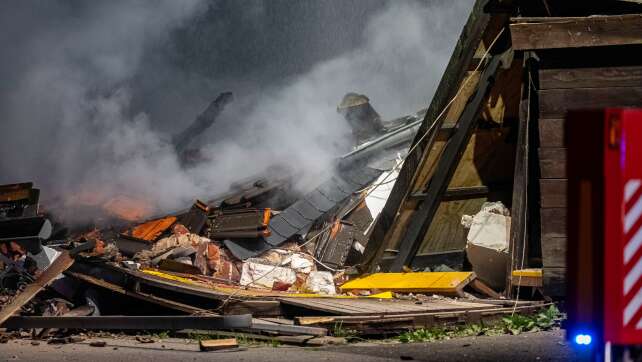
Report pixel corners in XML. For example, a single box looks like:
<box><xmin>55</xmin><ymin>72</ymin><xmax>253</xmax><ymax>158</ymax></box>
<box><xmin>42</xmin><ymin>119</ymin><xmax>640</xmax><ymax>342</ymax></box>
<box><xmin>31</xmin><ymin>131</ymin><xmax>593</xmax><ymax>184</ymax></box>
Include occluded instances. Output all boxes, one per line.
<box><xmin>389</xmin><ymin>54</ymin><xmax>503</xmax><ymax>272</ymax></box>
<box><xmin>506</xmin><ymin>62</ymin><xmax>531</xmax><ymax>297</ymax></box>
<box><xmin>360</xmin><ymin>0</ymin><xmax>493</xmax><ymax>273</ymax></box>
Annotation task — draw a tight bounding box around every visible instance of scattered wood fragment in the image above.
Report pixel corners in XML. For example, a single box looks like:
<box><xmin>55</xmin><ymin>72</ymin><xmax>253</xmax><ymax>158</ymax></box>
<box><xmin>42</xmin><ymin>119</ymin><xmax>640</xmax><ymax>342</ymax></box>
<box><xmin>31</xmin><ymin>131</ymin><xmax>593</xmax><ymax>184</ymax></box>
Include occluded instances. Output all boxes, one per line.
<box><xmin>469</xmin><ymin>279</ymin><xmax>502</xmax><ymax>299</ymax></box>
<box><xmin>0</xmin><ymin>251</ymin><xmax>74</xmax><ymax>326</ymax></box>
<box><xmin>199</xmin><ymin>338</ymin><xmax>238</xmax><ymax>351</ymax></box>
<box><xmin>305</xmin><ymin>336</ymin><xmax>347</xmax><ymax>346</ymax></box>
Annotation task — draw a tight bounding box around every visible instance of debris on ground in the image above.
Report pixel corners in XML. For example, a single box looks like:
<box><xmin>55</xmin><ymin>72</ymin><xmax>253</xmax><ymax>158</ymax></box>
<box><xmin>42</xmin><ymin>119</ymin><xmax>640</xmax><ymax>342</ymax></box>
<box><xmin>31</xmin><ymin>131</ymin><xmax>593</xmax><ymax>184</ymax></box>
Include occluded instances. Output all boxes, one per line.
<box><xmin>199</xmin><ymin>338</ymin><xmax>239</xmax><ymax>351</ymax></box>
<box><xmin>0</xmin><ymin>86</ymin><xmax>548</xmax><ymax>344</ymax></box>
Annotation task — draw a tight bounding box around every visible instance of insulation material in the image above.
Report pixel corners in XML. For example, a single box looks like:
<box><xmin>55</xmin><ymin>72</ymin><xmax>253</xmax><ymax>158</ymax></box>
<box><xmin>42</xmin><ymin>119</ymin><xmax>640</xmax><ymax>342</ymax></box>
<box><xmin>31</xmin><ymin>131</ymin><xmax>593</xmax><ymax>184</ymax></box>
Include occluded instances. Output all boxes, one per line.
<box><xmin>240</xmin><ymin>260</ymin><xmax>296</xmax><ymax>289</ymax></box>
<box><xmin>364</xmin><ymin>157</ymin><xmax>403</xmax><ymax>224</ymax></box>
<box><xmin>462</xmin><ymin>202</ymin><xmax>511</xmax><ymax>290</ymax></box>
<box><xmin>288</xmin><ymin>253</ymin><xmax>314</xmax><ymax>274</ymax></box>
<box><xmin>305</xmin><ymin>271</ymin><xmax>336</xmax><ymax>295</ymax></box>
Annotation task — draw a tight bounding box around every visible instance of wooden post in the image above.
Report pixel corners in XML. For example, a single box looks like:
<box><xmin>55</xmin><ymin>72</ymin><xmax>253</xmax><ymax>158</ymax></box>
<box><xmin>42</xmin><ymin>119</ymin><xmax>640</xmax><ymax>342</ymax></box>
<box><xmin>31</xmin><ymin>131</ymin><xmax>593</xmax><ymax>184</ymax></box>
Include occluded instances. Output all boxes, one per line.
<box><xmin>390</xmin><ymin>55</ymin><xmax>503</xmax><ymax>272</ymax></box>
<box><xmin>360</xmin><ymin>0</ymin><xmax>493</xmax><ymax>273</ymax></box>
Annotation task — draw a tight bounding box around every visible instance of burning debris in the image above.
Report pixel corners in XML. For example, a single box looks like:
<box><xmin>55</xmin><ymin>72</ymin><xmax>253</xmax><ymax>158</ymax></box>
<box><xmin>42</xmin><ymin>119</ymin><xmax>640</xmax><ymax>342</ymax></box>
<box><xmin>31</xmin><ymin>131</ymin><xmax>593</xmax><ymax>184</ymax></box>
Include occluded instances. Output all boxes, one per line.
<box><xmin>0</xmin><ymin>91</ymin><xmax>532</xmax><ymax>342</ymax></box>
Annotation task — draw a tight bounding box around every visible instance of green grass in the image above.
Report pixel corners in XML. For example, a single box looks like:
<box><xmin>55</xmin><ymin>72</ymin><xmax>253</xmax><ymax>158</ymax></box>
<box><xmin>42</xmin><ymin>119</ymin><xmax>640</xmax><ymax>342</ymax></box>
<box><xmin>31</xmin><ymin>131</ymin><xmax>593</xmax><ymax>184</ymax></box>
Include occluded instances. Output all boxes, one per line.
<box><xmin>331</xmin><ymin>321</ymin><xmax>358</xmax><ymax>338</ymax></box>
<box><xmin>398</xmin><ymin>305</ymin><xmax>564</xmax><ymax>343</ymax></box>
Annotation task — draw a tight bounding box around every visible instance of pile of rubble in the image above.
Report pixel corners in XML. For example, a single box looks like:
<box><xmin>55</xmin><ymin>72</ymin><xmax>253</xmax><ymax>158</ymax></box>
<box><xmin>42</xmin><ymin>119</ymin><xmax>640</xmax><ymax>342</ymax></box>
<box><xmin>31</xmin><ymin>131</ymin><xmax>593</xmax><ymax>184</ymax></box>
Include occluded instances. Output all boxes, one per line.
<box><xmin>0</xmin><ymin>94</ymin><xmax>545</xmax><ymax>344</ymax></box>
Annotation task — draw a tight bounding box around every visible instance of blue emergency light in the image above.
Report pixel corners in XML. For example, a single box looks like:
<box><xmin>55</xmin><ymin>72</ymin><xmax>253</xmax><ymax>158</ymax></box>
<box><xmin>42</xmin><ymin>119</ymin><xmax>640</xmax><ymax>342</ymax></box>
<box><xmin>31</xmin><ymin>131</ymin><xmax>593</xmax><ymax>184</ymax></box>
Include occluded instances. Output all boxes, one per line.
<box><xmin>574</xmin><ymin>333</ymin><xmax>593</xmax><ymax>346</ymax></box>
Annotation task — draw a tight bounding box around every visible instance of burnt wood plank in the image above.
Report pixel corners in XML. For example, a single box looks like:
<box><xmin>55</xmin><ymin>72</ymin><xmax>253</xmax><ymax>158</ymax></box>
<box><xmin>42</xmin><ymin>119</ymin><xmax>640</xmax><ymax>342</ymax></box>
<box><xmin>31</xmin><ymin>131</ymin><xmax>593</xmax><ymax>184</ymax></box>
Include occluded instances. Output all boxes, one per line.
<box><xmin>540</xmin><ymin>66</ymin><xmax>642</xmax><ymax>90</ymax></box>
<box><xmin>539</xmin><ymin>87</ymin><xmax>642</xmax><ymax>119</ymax></box>
<box><xmin>538</xmin><ymin>118</ymin><xmax>565</xmax><ymax>147</ymax></box>
<box><xmin>539</xmin><ymin>148</ymin><xmax>566</xmax><ymax>178</ymax></box>
<box><xmin>543</xmin><ymin>267</ymin><xmax>566</xmax><ymax>297</ymax></box>
<box><xmin>541</xmin><ymin>208</ymin><xmax>567</xmax><ymax>239</ymax></box>
<box><xmin>510</xmin><ymin>14</ymin><xmax>642</xmax><ymax>50</ymax></box>
<box><xmin>541</xmin><ymin>237</ymin><xmax>567</xmax><ymax>268</ymax></box>
<box><xmin>540</xmin><ymin>179</ymin><xmax>567</xmax><ymax>208</ymax></box>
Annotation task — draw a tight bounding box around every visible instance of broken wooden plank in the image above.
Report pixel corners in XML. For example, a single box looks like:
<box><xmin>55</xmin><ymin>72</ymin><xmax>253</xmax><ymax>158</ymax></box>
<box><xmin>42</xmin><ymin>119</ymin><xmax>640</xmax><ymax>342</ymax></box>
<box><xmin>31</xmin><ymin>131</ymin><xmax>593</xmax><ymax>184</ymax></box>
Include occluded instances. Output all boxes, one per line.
<box><xmin>295</xmin><ymin>303</ymin><xmax>549</xmax><ymax>331</ymax></box>
<box><xmin>540</xmin><ymin>179</ymin><xmax>567</xmax><ymax>208</ymax></box>
<box><xmin>199</xmin><ymin>338</ymin><xmax>238</xmax><ymax>351</ymax></box>
<box><xmin>65</xmin><ymin>271</ymin><xmax>216</xmax><ymax>315</ymax></box>
<box><xmin>339</xmin><ymin>272</ymin><xmax>475</xmax><ymax>297</ymax></box>
<box><xmin>540</xmin><ymin>66</ymin><xmax>642</xmax><ymax>90</ymax></box>
<box><xmin>390</xmin><ymin>54</ymin><xmax>503</xmax><ymax>271</ymax></box>
<box><xmin>280</xmin><ymin>296</ymin><xmax>494</xmax><ymax>316</ymax></box>
<box><xmin>539</xmin><ymin>87</ymin><xmax>642</xmax><ymax>119</ymax></box>
<box><xmin>1</xmin><ymin>315</ymin><xmax>251</xmax><ymax>330</ymax></box>
<box><xmin>469</xmin><ymin>279</ymin><xmax>502</xmax><ymax>299</ymax></box>
<box><xmin>249</xmin><ymin>321</ymin><xmax>327</xmax><ymax>337</ymax></box>
<box><xmin>0</xmin><ymin>251</ymin><xmax>74</xmax><ymax>326</ymax></box>
<box><xmin>510</xmin><ymin>14</ymin><xmax>642</xmax><ymax>50</ymax></box>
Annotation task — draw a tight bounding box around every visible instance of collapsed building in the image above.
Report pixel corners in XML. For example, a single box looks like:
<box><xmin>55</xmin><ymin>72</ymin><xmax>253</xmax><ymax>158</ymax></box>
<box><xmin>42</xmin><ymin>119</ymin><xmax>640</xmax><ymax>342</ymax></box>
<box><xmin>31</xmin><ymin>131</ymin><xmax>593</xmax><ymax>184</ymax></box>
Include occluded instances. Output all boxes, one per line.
<box><xmin>3</xmin><ymin>0</ymin><xmax>642</xmax><ymax>344</ymax></box>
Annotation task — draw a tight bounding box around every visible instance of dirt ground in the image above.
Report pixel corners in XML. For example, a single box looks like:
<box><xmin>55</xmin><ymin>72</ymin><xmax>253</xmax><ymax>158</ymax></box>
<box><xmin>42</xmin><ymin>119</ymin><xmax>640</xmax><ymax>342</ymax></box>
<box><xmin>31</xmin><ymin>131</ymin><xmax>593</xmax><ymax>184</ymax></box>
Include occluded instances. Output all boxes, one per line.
<box><xmin>0</xmin><ymin>329</ymin><xmax>578</xmax><ymax>362</ymax></box>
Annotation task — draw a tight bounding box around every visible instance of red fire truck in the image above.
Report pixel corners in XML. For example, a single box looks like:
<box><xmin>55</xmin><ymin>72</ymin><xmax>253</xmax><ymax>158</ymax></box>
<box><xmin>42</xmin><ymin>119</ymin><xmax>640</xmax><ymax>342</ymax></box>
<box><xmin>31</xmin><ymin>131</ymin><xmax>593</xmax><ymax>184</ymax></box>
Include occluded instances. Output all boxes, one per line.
<box><xmin>567</xmin><ymin>108</ymin><xmax>642</xmax><ymax>360</ymax></box>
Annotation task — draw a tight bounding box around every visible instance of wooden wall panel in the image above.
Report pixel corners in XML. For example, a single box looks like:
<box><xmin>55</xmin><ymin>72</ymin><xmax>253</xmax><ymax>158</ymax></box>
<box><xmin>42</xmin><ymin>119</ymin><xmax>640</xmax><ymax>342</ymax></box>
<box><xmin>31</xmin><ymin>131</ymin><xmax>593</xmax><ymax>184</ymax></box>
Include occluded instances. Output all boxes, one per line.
<box><xmin>539</xmin><ymin>148</ymin><xmax>567</xmax><ymax>178</ymax></box>
<box><xmin>419</xmin><ymin>198</ymin><xmax>487</xmax><ymax>253</ymax></box>
<box><xmin>540</xmin><ymin>66</ymin><xmax>642</xmax><ymax>90</ymax></box>
<box><xmin>540</xmin><ymin>179</ymin><xmax>567</xmax><ymax>208</ymax></box>
<box><xmin>543</xmin><ymin>267</ymin><xmax>566</xmax><ymax>297</ymax></box>
<box><xmin>539</xmin><ymin>87</ymin><xmax>642</xmax><ymax>118</ymax></box>
<box><xmin>510</xmin><ymin>14</ymin><xmax>642</xmax><ymax>50</ymax></box>
<box><xmin>539</xmin><ymin>118</ymin><xmax>565</xmax><ymax>147</ymax></box>
<box><xmin>541</xmin><ymin>237</ymin><xmax>566</xmax><ymax>268</ymax></box>
<box><xmin>540</xmin><ymin>208</ymin><xmax>566</xmax><ymax>239</ymax></box>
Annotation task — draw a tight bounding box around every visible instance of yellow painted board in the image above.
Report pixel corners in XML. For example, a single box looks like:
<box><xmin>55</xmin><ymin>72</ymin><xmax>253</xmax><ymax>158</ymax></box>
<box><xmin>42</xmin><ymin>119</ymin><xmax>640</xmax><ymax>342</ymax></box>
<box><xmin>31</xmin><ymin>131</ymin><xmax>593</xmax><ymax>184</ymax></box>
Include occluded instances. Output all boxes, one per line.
<box><xmin>339</xmin><ymin>272</ymin><xmax>475</xmax><ymax>293</ymax></box>
<box><xmin>512</xmin><ymin>269</ymin><xmax>542</xmax><ymax>278</ymax></box>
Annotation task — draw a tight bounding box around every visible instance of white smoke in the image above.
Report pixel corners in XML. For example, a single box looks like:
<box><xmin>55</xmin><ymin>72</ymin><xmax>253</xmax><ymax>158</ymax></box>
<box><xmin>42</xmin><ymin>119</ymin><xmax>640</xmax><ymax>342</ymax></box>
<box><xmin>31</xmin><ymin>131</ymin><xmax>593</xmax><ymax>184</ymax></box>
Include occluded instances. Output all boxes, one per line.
<box><xmin>0</xmin><ymin>0</ymin><xmax>473</xmax><ymax>224</ymax></box>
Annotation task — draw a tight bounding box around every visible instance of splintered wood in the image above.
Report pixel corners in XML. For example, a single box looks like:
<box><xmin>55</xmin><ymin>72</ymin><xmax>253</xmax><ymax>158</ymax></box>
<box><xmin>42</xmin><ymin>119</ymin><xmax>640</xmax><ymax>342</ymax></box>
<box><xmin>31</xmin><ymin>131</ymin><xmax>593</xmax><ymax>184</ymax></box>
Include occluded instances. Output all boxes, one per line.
<box><xmin>0</xmin><ymin>251</ymin><xmax>74</xmax><ymax>326</ymax></box>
